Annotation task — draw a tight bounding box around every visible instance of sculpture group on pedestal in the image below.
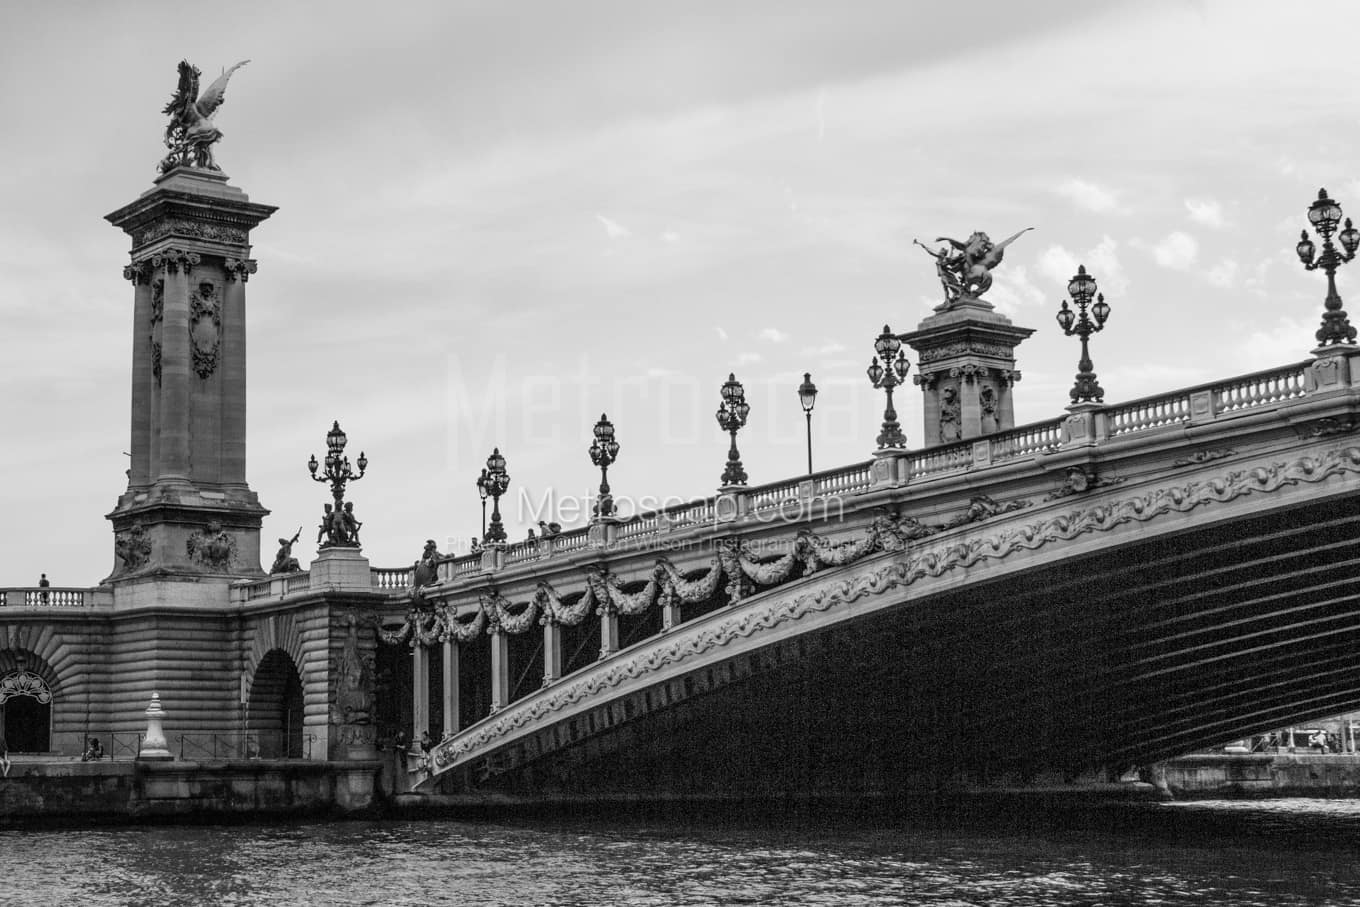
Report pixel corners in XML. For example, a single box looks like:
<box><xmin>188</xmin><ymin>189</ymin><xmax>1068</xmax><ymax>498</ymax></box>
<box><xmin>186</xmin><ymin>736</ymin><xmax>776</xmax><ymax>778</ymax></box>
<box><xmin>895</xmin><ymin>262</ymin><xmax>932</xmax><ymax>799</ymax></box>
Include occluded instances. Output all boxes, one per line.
<box><xmin>914</xmin><ymin>227</ymin><xmax>1033</xmax><ymax>309</ymax></box>
<box><xmin>158</xmin><ymin>59</ymin><xmax>249</xmax><ymax>173</ymax></box>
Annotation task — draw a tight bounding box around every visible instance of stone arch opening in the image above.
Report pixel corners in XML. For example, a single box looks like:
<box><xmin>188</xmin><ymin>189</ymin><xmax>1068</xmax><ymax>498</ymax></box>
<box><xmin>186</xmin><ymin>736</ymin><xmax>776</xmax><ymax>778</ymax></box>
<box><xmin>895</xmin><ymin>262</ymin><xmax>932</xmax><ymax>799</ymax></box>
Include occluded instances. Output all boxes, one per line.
<box><xmin>0</xmin><ymin>664</ymin><xmax>53</xmax><ymax>753</ymax></box>
<box><xmin>247</xmin><ymin>649</ymin><xmax>304</xmax><ymax>758</ymax></box>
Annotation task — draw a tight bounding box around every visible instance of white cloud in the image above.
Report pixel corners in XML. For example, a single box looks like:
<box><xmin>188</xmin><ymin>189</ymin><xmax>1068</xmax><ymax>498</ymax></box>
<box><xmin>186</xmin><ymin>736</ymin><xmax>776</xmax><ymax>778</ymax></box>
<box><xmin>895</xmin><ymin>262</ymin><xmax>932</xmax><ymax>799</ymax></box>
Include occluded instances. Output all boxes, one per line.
<box><xmin>1185</xmin><ymin>198</ymin><xmax>1226</xmax><ymax>229</ymax></box>
<box><xmin>661</xmin><ymin>230</ymin><xmax>680</xmax><ymax>243</ymax></box>
<box><xmin>985</xmin><ymin>264</ymin><xmax>1048</xmax><ymax>316</ymax></box>
<box><xmin>1036</xmin><ymin>236</ymin><xmax>1128</xmax><ymax>297</ymax></box>
<box><xmin>759</xmin><ymin>327</ymin><xmax>789</xmax><ymax>343</ymax></box>
<box><xmin>1206</xmin><ymin>258</ymin><xmax>1238</xmax><ymax>288</ymax></box>
<box><xmin>715</xmin><ymin>327</ymin><xmax>729</xmax><ymax>342</ymax></box>
<box><xmin>595</xmin><ymin>214</ymin><xmax>631</xmax><ymax>240</ymax></box>
<box><xmin>736</xmin><ymin>351</ymin><xmax>763</xmax><ymax>365</ymax></box>
<box><xmin>1242</xmin><ymin>316</ymin><xmax>1316</xmax><ymax>365</ymax></box>
<box><xmin>1055</xmin><ymin>178</ymin><xmax>1123</xmax><ymax>214</ymax></box>
<box><xmin>1151</xmin><ymin>231</ymin><xmax>1199</xmax><ymax>270</ymax></box>
<box><xmin>800</xmin><ymin>342</ymin><xmax>846</xmax><ymax>356</ymax></box>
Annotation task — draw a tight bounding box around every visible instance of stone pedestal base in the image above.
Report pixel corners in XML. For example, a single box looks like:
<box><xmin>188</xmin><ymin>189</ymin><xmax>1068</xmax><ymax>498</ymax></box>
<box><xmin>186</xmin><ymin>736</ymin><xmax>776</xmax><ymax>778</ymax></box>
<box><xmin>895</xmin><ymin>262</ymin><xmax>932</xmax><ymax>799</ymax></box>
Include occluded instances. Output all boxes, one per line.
<box><xmin>309</xmin><ymin>547</ymin><xmax>371</xmax><ymax>591</ymax></box>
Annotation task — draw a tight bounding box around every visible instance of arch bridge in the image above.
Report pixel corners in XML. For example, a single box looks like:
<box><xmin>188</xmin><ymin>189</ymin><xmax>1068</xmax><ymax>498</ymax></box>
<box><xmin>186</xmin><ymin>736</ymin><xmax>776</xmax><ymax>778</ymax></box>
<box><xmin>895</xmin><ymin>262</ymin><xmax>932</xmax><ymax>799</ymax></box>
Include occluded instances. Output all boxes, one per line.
<box><xmin>375</xmin><ymin>350</ymin><xmax>1360</xmax><ymax>802</ymax></box>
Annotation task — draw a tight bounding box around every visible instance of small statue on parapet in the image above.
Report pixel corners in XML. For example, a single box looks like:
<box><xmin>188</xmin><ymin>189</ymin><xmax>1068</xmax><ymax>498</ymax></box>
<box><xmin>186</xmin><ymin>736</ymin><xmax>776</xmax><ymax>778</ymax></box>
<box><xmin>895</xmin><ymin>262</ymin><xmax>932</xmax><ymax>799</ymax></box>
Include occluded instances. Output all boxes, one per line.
<box><xmin>914</xmin><ymin>227</ymin><xmax>1034</xmax><ymax>309</ymax></box>
<box><xmin>269</xmin><ymin>528</ymin><xmax>302</xmax><ymax>574</ymax></box>
<box><xmin>158</xmin><ymin>59</ymin><xmax>250</xmax><ymax>174</ymax></box>
<box><xmin>412</xmin><ymin>539</ymin><xmax>443</xmax><ymax>589</ymax></box>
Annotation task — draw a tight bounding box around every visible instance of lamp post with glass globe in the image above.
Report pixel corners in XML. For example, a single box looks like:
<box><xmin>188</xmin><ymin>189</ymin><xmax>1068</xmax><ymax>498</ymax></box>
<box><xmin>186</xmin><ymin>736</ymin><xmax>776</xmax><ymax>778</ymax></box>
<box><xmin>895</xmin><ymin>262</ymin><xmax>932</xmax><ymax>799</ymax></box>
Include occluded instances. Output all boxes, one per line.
<box><xmin>589</xmin><ymin>413</ymin><xmax>620</xmax><ymax>518</ymax></box>
<box><xmin>1055</xmin><ymin>265</ymin><xmax>1111</xmax><ymax>404</ymax></box>
<box><xmin>866</xmin><ymin>326</ymin><xmax>910</xmax><ymax>449</ymax></box>
<box><xmin>1297</xmin><ymin>188</ymin><xmax>1360</xmax><ymax>346</ymax></box>
<box><xmin>482</xmin><ymin>448</ymin><xmax>510</xmax><ymax>544</ymax></box>
<box><xmin>715</xmin><ymin>373</ymin><xmax>751</xmax><ymax>486</ymax></box>
<box><xmin>798</xmin><ymin>372</ymin><xmax>818</xmax><ymax>474</ymax></box>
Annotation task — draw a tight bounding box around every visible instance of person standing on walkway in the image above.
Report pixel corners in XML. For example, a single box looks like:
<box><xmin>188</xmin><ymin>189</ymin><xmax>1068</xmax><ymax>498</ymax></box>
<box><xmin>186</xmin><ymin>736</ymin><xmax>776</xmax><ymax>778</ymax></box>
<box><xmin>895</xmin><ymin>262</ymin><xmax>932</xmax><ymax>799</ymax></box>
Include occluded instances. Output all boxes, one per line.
<box><xmin>37</xmin><ymin>573</ymin><xmax>50</xmax><ymax>604</ymax></box>
<box><xmin>0</xmin><ymin>734</ymin><xmax>10</xmax><ymax>777</ymax></box>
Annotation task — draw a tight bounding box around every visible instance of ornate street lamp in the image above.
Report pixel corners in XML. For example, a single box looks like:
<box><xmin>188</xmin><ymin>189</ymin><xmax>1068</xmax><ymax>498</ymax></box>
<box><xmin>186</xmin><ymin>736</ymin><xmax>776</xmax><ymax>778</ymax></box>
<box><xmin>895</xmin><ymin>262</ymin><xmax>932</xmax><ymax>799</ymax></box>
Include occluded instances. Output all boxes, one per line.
<box><xmin>798</xmin><ymin>372</ymin><xmax>818</xmax><ymax>474</ymax></box>
<box><xmin>589</xmin><ymin>413</ymin><xmax>621</xmax><ymax>517</ymax></box>
<box><xmin>1055</xmin><ymin>265</ymin><xmax>1112</xmax><ymax>404</ymax></box>
<box><xmin>866</xmin><ymin>325</ymin><xmax>910</xmax><ymax>449</ymax></box>
<box><xmin>1297</xmin><ymin>187</ymin><xmax>1360</xmax><ymax>346</ymax></box>
<box><xmin>307</xmin><ymin>420</ymin><xmax>368</xmax><ymax>549</ymax></box>
<box><xmin>475</xmin><ymin>468</ymin><xmax>490</xmax><ymax>539</ymax></box>
<box><xmin>715</xmin><ymin>373</ymin><xmax>751</xmax><ymax>486</ymax></box>
<box><xmin>482</xmin><ymin>448</ymin><xmax>510</xmax><ymax>544</ymax></box>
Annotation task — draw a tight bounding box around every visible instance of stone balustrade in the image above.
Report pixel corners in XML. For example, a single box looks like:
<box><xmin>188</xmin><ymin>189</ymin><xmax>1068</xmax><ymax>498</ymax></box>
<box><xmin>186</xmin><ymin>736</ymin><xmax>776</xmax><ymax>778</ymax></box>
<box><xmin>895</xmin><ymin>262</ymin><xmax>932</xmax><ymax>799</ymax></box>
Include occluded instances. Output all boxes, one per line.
<box><xmin>0</xmin><ymin>587</ymin><xmax>102</xmax><ymax>608</ymax></box>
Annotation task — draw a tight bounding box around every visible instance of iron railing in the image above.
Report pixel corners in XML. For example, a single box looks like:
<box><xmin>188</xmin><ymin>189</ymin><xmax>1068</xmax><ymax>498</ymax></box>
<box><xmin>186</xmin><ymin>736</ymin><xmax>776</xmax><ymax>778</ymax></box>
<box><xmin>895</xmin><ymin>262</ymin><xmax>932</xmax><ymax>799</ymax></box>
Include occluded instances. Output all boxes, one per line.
<box><xmin>176</xmin><ymin>731</ymin><xmax>315</xmax><ymax>761</ymax></box>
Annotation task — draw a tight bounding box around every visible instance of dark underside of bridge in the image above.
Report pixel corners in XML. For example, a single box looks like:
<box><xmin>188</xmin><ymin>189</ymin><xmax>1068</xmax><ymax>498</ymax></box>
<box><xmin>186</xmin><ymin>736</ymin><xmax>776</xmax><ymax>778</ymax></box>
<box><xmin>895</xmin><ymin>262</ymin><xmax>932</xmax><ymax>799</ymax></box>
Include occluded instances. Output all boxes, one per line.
<box><xmin>439</xmin><ymin>492</ymin><xmax>1360</xmax><ymax>803</ymax></box>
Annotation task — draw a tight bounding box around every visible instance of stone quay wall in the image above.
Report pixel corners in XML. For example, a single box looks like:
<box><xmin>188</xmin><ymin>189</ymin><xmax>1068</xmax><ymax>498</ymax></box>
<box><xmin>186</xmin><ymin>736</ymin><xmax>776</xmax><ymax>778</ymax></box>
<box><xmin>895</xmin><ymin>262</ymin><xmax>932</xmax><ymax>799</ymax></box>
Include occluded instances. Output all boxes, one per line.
<box><xmin>0</xmin><ymin>760</ymin><xmax>382</xmax><ymax>823</ymax></box>
<box><xmin>1163</xmin><ymin>754</ymin><xmax>1360</xmax><ymax>798</ymax></box>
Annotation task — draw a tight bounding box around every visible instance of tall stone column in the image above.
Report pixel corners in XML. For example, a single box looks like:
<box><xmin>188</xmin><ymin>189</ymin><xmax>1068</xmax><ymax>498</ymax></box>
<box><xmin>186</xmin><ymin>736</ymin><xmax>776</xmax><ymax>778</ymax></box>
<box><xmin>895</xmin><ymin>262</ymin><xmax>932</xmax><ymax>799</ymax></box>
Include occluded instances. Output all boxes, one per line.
<box><xmin>442</xmin><ymin>639</ymin><xmax>459</xmax><ymax>736</ymax></box>
<box><xmin>600</xmin><ymin>608</ymin><xmax>620</xmax><ymax>658</ymax></box>
<box><xmin>125</xmin><ymin>266</ymin><xmax>154</xmax><ymax>488</ymax></box>
<box><xmin>221</xmin><ymin>261</ymin><xmax>254</xmax><ymax>487</ymax></box>
<box><xmin>412</xmin><ymin>644</ymin><xmax>429</xmax><ymax>740</ymax></box>
<box><xmin>156</xmin><ymin>251</ymin><xmax>195</xmax><ymax>483</ymax></box>
<box><xmin>901</xmin><ymin>298</ymin><xmax>1034</xmax><ymax>448</ymax></box>
<box><xmin>490</xmin><ymin>630</ymin><xmax>510</xmax><ymax>712</ymax></box>
<box><xmin>542</xmin><ymin>621</ymin><xmax>562</xmax><ymax>685</ymax></box>
<box><xmin>105</xmin><ymin>167</ymin><xmax>276</xmax><ymax>593</ymax></box>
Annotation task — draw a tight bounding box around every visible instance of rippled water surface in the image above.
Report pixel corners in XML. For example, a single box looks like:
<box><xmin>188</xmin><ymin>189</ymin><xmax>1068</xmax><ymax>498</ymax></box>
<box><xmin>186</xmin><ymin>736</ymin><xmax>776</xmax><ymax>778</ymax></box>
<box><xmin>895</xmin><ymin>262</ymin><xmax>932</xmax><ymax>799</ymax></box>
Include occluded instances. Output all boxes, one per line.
<box><xmin>4</xmin><ymin>799</ymin><xmax>1360</xmax><ymax>906</ymax></box>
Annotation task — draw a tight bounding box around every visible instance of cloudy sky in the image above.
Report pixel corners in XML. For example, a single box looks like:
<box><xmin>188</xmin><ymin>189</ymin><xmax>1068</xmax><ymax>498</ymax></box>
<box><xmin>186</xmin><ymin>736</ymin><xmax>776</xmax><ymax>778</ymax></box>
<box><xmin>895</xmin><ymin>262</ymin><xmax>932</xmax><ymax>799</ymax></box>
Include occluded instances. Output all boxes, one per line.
<box><xmin>2</xmin><ymin>0</ymin><xmax>1356</xmax><ymax>584</ymax></box>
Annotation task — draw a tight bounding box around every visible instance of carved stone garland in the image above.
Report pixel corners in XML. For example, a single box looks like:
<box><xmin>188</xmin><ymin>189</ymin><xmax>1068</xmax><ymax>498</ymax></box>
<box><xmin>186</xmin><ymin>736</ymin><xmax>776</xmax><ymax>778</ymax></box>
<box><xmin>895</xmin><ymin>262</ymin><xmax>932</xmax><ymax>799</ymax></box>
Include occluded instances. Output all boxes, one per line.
<box><xmin>150</xmin><ymin>279</ymin><xmax>164</xmax><ymax>386</ymax></box>
<box><xmin>190</xmin><ymin>281</ymin><xmax>222</xmax><ymax>379</ymax></box>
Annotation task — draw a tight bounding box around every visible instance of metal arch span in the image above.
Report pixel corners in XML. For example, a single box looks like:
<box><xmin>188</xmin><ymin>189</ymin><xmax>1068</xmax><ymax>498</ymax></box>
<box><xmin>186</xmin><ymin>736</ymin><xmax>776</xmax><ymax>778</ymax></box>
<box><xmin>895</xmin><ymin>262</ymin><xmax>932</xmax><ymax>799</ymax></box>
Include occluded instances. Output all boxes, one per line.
<box><xmin>415</xmin><ymin>441</ymin><xmax>1360</xmax><ymax>798</ymax></box>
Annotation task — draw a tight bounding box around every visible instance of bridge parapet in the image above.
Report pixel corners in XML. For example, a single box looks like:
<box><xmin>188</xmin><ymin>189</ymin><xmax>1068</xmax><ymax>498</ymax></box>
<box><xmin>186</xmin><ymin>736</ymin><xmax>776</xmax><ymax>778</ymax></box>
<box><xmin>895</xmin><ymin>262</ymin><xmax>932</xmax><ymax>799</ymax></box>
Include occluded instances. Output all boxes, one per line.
<box><xmin>421</xmin><ymin>359</ymin><xmax>1327</xmax><ymax>597</ymax></box>
<box><xmin>0</xmin><ymin>587</ymin><xmax>109</xmax><ymax>610</ymax></box>
<box><xmin>230</xmin><ymin>565</ymin><xmax>417</xmax><ymax>606</ymax></box>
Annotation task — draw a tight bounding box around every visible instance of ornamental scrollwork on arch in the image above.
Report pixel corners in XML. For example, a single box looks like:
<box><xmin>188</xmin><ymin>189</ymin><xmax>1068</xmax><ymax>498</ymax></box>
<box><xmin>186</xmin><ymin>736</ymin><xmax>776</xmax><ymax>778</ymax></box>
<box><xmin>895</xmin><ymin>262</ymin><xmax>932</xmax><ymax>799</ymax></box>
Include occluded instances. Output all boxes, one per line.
<box><xmin>0</xmin><ymin>670</ymin><xmax>51</xmax><ymax>705</ymax></box>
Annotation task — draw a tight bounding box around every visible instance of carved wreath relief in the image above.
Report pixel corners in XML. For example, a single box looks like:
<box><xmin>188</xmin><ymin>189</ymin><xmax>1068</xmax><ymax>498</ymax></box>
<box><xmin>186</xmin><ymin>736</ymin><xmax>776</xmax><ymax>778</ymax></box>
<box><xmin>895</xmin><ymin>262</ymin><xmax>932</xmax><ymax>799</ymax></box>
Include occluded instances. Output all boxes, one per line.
<box><xmin>190</xmin><ymin>281</ymin><xmax>222</xmax><ymax>379</ymax></box>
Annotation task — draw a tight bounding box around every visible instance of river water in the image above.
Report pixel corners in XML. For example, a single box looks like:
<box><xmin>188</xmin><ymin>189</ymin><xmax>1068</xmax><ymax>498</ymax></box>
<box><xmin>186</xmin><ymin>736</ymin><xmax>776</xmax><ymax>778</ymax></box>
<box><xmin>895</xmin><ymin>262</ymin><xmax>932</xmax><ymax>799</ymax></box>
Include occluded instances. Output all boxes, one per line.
<box><xmin>3</xmin><ymin>798</ymin><xmax>1360</xmax><ymax>906</ymax></box>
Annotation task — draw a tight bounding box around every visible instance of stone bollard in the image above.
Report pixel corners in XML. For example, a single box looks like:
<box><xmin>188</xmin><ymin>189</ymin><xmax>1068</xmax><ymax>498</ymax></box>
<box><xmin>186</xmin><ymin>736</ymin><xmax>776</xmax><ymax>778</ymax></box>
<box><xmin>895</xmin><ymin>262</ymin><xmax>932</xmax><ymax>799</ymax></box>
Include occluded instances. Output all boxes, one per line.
<box><xmin>138</xmin><ymin>692</ymin><xmax>174</xmax><ymax>761</ymax></box>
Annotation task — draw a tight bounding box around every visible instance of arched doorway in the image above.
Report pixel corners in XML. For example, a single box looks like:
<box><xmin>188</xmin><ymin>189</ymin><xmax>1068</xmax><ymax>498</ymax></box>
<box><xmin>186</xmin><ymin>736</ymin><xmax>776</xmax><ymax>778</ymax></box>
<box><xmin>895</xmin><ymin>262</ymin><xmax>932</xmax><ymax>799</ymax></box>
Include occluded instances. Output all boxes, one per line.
<box><xmin>0</xmin><ymin>669</ymin><xmax>52</xmax><ymax>753</ymax></box>
<box><xmin>247</xmin><ymin>650</ymin><xmax>305</xmax><ymax>758</ymax></box>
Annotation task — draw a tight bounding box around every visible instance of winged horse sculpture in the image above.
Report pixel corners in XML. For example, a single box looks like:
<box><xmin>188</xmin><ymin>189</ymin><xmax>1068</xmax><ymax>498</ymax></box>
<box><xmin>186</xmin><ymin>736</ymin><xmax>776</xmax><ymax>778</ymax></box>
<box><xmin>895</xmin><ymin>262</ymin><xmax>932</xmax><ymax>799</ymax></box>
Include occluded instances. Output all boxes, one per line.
<box><xmin>158</xmin><ymin>60</ymin><xmax>250</xmax><ymax>174</ymax></box>
<box><xmin>917</xmin><ymin>227</ymin><xmax>1034</xmax><ymax>307</ymax></box>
